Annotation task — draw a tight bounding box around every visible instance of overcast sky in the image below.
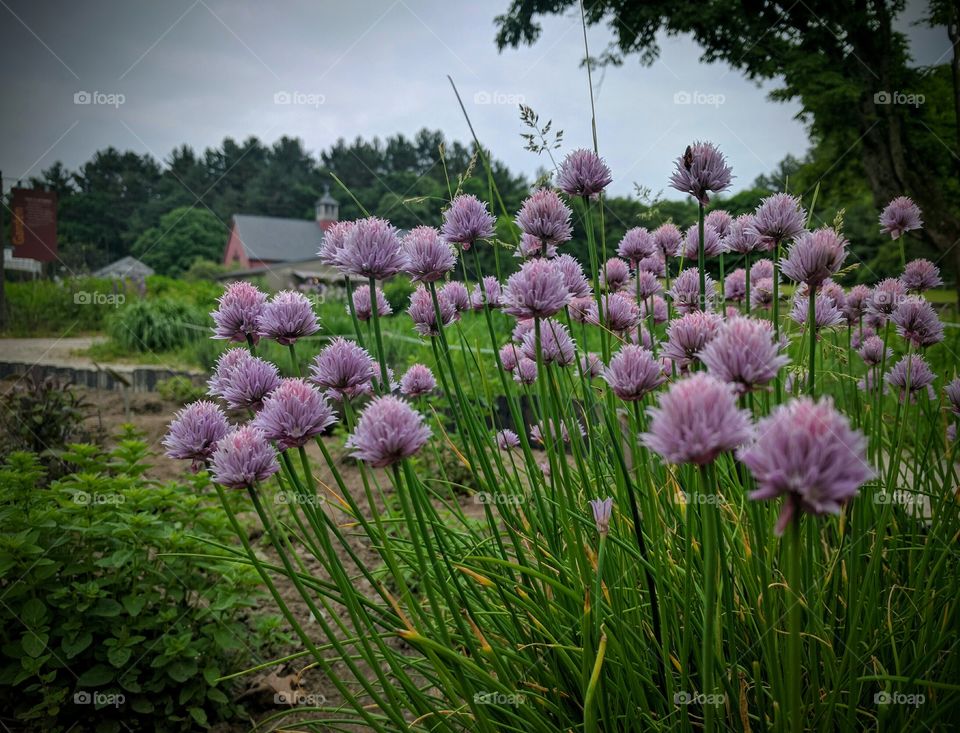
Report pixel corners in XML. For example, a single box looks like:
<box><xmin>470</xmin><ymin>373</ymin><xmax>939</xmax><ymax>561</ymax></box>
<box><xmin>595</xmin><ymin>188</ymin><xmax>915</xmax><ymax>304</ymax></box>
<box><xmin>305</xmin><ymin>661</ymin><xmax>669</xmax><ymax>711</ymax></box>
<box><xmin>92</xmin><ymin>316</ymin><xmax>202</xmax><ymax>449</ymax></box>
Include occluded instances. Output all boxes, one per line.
<box><xmin>0</xmin><ymin>0</ymin><xmax>950</xmax><ymax>199</ymax></box>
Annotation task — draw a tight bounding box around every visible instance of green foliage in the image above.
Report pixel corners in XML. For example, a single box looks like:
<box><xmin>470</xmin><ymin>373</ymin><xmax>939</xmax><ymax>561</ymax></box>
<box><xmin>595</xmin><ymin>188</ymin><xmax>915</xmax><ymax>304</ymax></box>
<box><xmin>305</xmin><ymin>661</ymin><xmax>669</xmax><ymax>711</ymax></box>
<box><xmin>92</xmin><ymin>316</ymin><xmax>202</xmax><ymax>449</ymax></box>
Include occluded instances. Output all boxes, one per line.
<box><xmin>183</xmin><ymin>258</ymin><xmax>231</xmax><ymax>281</ymax></box>
<box><xmin>0</xmin><ymin>433</ymin><xmax>264</xmax><ymax>731</ymax></box>
<box><xmin>0</xmin><ymin>374</ymin><xmax>103</xmax><ymax>475</ymax></box>
<box><xmin>131</xmin><ymin>207</ymin><xmax>226</xmax><ymax>277</ymax></box>
<box><xmin>156</xmin><ymin>376</ymin><xmax>207</xmax><ymax>405</ymax></box>
<box><xmin>0</xmin><ymin>277</ymin><xmax>129</xmax><ymax>336</ymax></box>
<box><xmin>105</xmin><ymin>299</ymin><xmax>205</xmax><ymax>353</ymax></box>
<box><xmin>381</xmin><ymin>276</ymin><xmax>415</xmax><ymax>313</ymax></box>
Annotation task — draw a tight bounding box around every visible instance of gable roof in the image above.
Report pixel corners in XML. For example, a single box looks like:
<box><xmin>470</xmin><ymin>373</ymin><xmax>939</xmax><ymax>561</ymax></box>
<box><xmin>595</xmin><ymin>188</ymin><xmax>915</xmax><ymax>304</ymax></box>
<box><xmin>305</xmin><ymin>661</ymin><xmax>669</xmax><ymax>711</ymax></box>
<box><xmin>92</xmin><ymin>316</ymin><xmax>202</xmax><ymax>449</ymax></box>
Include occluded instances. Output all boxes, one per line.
<box><xmin>93</xmin><ymin>255</ymin><xmax>155</xmax><ymax>279</ymax></box>
<box><xmin>232</xmin><ymin>214</ymin><xmax>324</xmax><ymax>262</ymax></box>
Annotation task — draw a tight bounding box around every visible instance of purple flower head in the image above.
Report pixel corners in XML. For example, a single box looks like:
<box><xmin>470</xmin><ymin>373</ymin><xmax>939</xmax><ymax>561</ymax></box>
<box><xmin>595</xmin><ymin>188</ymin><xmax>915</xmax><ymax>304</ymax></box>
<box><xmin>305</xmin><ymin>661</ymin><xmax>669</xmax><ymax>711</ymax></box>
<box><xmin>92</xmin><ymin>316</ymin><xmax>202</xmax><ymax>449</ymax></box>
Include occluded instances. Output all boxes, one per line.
<box><xmin>682</xmin><ymin>224</ymin><xmax>726</xmax><ymax>259</ymax></box>
<box><xmin>668</xmin><ymin>141</ymin><xmax>733</xmax><ymax>206</ymax></box>
<box><xmin>705</xmin><ymin>209</ymin><xmax>733</xmax><ymax>238</ymax></box>
<box><xmin>879</xmin><ymin>196</ymin><xmax>923</xmax><ymax>239</ymax></box>
<box><xmin>668</xmin><ymin>267</ymin><xmax>717</xmax><ymax>314</ymax></box>
<box><xmin>516</xmin><ymin>233</ymin><xmax>558</xmax><ymax>259</ymax></box>
<box><xmin>891</xmin><ymin>296</ymin><xmax>944</xmax><ymax>348</ymax></box>
<box><xmin>440</xmin><ymin>281</ymin><xmax>471</xmax><ymax>314</ymax></box>
<box><xmin>211</xmin><ymin>282</ymin><xmax>268</xmax><ymax>343</ymax></box>
<box><xmin>402</xmin><ymin>226</ymin><xmax>457</xmax><ymax>282</ymax></box>
<box><xmin>857</xmin><ymin>335</ymin><xmax>891</xmax><ymax>367</ymax></box>
<box><xmin>843</xmin><ymin>284</ymin><xmax>871</xmax><ymax>324</ymax></box>
<box><xmin>441</xmin><ymin>194</ymin><xmax>496</xmax><ymax>248</ymax></box>
<box><xmin>600</xmin><ymin>257</ymin><xmax>632</xmax><ymax>292</ymax></box>
<box><xmin>399</xmin><ymin>363</ymin><xmax>436</xmax><ymax>397</ymax></box>
<box><xmin>780</xmin><ymin>228</ymin><xmax>847</xmax><ymax>286</ymax></box>
<box><xmin>514</xmin><ymin>357</ymin><xmax>538</xmax><ymax>385</ymax></box>
<box><xmin>346</xmin><ymin>395</ymin><xmax>430</xmax><ymax>468</ymax></box>
<box><xmin>865</xmin><ymin>312</ymin><xmax>887</xmax><ymax>330</ymax></box>
<box><xmin>164</xmin><ymin>400</ymin><xmax>230</xmax><ymax>470</ymax></box>
<box><xmin>640</xmin><ymin>294</ymin><xmax>669</xmax><ymax>325</ymax></box>
<box><xmin>653</xmin><ymin>223</ymin><xmax>683</xmax><ymax>259</ymax></box>
<box><xmin>751</xmin><ymin>278</ymin><xmax>775</xmax><ymax>310</ymax></box>
<box><xmin>603</xmin><ymin>344</ymin><xmax>666</xmax><ymax>401</ymax></box>
<box><xmin>471</xmin><ymin>276</ymin><xmax>503</xmax><ymax>310</ymax></box>
<box><xmin>318</xmin><ymin>220</ymin><xmax>355</xmax><ymax>268</ymax></box>
<box><xmin>530</xmin><ymin>419</ymin><xmax>584</xmax><ymax>445</ymax></box>
<box><xmin>553</xmin><ymin>254</ymin><xmax>592</xmax><ymax>299</ymax></box>
<box><xmin>750</xmin><ymin>258</ymin><xmax>775</xmax><ymax>283</ymax></box>
<box><xmin>521</xmin><ymin>319</ymin><xmax>576</xmax><ymax>366</ymax></box>
<box><xmin>642</xmin><ymin>373</ymin><xmax>753</xmax><ymax>465</ymax></box>
<box><xmin>210</xmin><ymin>426</ymin><xmax>280</xmax><ymax>490</ymax></box>
<box><xmin>339</xmin><ymin>217</ymin><xmax>404</xmax><ymax>280</ymax></box>
<box><xmin>496</xmin><ymin>429</ymin><xmax>520</xmax><ymax>450</ymax></box>
<box><xmin>209</xmin><ymin>348</ymin><xmax>252</xmax><ymax>398</ymax></box>
<box><xmin>662</xmin><ymin>311</ymin><xmax>724</xmax><ymax>369</ymax></box>
<box><xmin>637</xmin><ymin>255</ymin><xmax>667</xmax><ymax>277</ymax></box>
<box><xmin>499</xmin><ymin>343</ymin><xmax>521</xmax><ymax>372</ymax></box>
<box><xmin>790</xmin><ymin>292</ymin><xmax>844</xmax><ymax>331</ymax></box>
<box><xmin>630</xmin><ymin>325</ymin><xmax>655</xmax><ymax>350</ymax></box>
<box><xmin>724</xmin><ymin>269</ymin><xmax>747</xmax><ymax>302</ymax></box>
<box><xmin>252</xmin><ymin>378</ymin><xmax>336</xmax><ymax>450</ymax></box>
<box><xmin>556</xmin><ymin>148</ymin><xmax>613</xmax><ymax>197</ymax></box>
<box><xmin>503</xmin><ymin>259</ymin><xmax>571</xmax><ymax>319</ymax></box>
<box><xmin>408</xmin><ymin>284</ymin><xmax>457</xmax><ymax>337</ymax></box>
<box><xmin>309</xmin><ymin>337</ymin><xmax>377</xmax><ymax>401</ymax></box>
<box><xmin>569</xmin><ymin>297</ymin><xmax>595</xmax><ymax>324</ymax></box>
<box><xmin>516</xmin><ymin>189</ymin><xmax>573</xmax><ymax>245</ymax></box>
<box><xmin>944</xmin><ymin>377</ymin><xmax>960</xmax><ymax>416</ymax></box>
<box><xmin>351</xmin><ymin>284</ymin><xmax>392</xmax><ymax>321</ymax></box>
<box><xmin>866</xmin><ymin>278</ymin><xmax>907</xmax><ymax>320</ymax></box>
<box><xmin>512</xmin><ymin>318</ymin><xmax>535</xmax><ymax>344</ymax></box>
<box><xmin>749</xmin><ymin>193</ymin><xmax>807</xmax><ymax>251</ymax></box>
<box><xmin>740</xmin><ymin>397</ymin><xmax>873</xmax><ymax>535</ymax></box>
<box><xmin>949</xmin><ymin>424</ymin><xmax>957</xmax><ymax>443</ymax></box>
<box><xmin>851</xmin><ymin>325</ymin><xmax>876</xmax><ymax>350</ymax></box>
<box><xmin>215</xmin><ymin>354</ymin><xmax>281</xmax><ymax>411</ymax></box>
<box><xmin>259</xmin><ymin>291</ymin><xmax>319</xmax><ymax>346</ymax></box>
<box><xmin>901</xmin><ymin>258</ymin><xmax>942</xmax><ymax>293</ymax></box>
<box><xmin>821</xmin><ymin>281</ymin><xmax>846</xmax><ymax>311</ymax></box>
<box><xmin>701</xmin><ymin>317</ymin><xmax>789</xmax><ymax>393</ymax></box>
<box><xmin>617</xmin><ymin>227</ymin><xmax>656</xmax><ymax>265</ymax></box>
<box><xmin>885</xmin><ymin>354</ymin><xmax>936</xmax><ymax>398</ymax></box>
<box><xmin>635</xmin><ymin>270</ymin><xmax>662</xmax><ymax>300</ymax></box>
<box><xmin>723</xmin><ymin>214</ymin><xmax>760</xmax><ymax>254</ymax></box>
<box><xmin>589</xmin><ymin>497</ymin><xmax>614</xmax><ymax>536</ymax></box>
<box><xmin>587</xmin><ymin>293</ymin><xmax>641</xmax><ymax>334</ymax></box>
<box><xmin>580</xmin><ymin>352</ymin><xmax>604</xmax><ymax>379</ymax></box>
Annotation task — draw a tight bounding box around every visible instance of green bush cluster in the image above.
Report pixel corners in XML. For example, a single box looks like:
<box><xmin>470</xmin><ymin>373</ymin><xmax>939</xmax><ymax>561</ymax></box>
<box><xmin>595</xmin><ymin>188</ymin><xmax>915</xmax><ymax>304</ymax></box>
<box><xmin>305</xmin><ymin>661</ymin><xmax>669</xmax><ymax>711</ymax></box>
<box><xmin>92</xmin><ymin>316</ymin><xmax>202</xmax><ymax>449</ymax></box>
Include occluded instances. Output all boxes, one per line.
<box><xmin>0</xmin><ymin>430</ymin><xmax>265</xmax><ymax>731</ymax></box>
<box><xmin>105</xmin><ymin>299</ymin><xmax>205</xmax><ymax>353</ymax></box>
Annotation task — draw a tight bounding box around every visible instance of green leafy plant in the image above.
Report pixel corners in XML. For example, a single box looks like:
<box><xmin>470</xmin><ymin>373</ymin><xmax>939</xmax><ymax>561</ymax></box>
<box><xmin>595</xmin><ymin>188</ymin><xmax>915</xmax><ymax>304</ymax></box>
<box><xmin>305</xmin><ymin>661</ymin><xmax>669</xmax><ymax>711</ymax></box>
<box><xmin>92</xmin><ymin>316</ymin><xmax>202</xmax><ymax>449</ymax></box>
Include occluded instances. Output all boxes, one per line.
<box><xmin>156</xmin><ymin>375</ymin><xmax>207</xmax><ymax>405</ymax></box>
<box><xmin>0</xmin><ymin>430</ymin><xmax>266</xmax><ymax>731</ymax></box>
<box><xmin>106</xmin><ymin>299</ymin><xmax>205</xmax><ymax>353</ymax></box>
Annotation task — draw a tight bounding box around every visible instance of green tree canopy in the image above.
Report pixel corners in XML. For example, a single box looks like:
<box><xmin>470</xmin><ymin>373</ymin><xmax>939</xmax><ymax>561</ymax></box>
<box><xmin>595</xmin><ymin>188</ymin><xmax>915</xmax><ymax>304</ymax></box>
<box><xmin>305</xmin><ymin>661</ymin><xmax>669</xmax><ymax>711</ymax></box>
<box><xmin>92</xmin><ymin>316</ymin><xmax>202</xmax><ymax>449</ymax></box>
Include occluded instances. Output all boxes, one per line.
<box><xmin>131</xmin><ymin>207</ymin><xmax>226</xmax><ymax>277</ymax></box>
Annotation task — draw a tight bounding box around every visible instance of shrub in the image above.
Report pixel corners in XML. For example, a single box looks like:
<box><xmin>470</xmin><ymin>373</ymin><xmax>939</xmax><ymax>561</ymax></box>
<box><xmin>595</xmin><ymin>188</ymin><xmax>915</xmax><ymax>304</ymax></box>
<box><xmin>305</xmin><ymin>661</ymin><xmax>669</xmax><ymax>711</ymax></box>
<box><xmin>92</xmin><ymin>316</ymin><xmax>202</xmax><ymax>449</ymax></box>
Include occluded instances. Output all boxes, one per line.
<box><xmin>0</xmin><ymin>431</ymin><xmax>264</xmax><ymax>731</ymax></box>
<box><xmin>106</xmin><ymin>299</ymin><xmax>205</xmax><ymax>353</ymax></box>
<box><xmin>156</xmin><ymin>375</ymin><xmax>207</xmax><ymax>405</ymax></box>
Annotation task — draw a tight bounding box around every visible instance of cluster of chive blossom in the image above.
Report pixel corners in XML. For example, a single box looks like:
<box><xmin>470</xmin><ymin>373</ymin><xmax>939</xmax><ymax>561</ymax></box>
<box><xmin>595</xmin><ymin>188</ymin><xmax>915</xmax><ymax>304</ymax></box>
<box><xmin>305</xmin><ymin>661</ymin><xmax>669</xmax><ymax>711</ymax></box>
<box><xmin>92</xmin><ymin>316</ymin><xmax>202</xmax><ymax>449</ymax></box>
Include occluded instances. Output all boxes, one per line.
<box><xmin>790</xmin><ymin>291</ymin><xmax>844</xmax><ymax>331</ymax></box>
<box><xmin>520</xmin><ymin>319</ymin><xmax>576</xmax><ymax>365</ymax></box>
<box><xmin>408</xmin><ymin>285</ymin><xmax>458</xmax><ymax>336</ymax></box>
<box><xmin>515</xmin><ymin>189</ymin><xmax>573</xmax><ymax>245</ymax></box>
<box><xmin>617</xmin><ymin>227</ymin><xmax>656</xmax><ymax>265</ymax></box>
<box><xmin>345</xmin><ymin>395</ymin><xmax>431</xmax><ymax>468</ymax></box>
<box><xmin>901</xmin><ymin>259</ymin><xmax>942</xmax><ymax>292</ymax></box>
<box><xmin>668</xmin><ymin>141</ymin><xmax>733</xmax><ymax>205</ymax></box>
<box><xmin>700</xmin><ymin>317</ymin><xmax>789</xmax><ymax>393</ymax></box>
<box><xmin>338</xmin><ymin>217</ymin><xmax>405</xmax><ymax>280</ymax></box>
<box><xmin>441</xmin><ymin>194</ymin><xmax>496</xmax><ymax>249</ymax></box>
<box><xmin>749</xmin><ymin>193</ymin><xmax>806</xmax><ymax>250</ymax></box>
<box><xmin>587</xmin><ymin>294</ymin><xmax>640</xmax><ymax>335</ymax></box>
<box><xmin>681</xmin><ymin>224</ymin><xmax>725</xmax><ymax>259</ymax></box>
<box><xmin>600</xmin><ymin>257</ymin><xmax>632</xmax><ymax>292</ymax></box>
<box><xmin>724</xmin><ymin>269</ymin><xmax>747</xmax><ymax>302</ymax></box>
<box><xmin>662</xmin><ymin>311</ymin><xmax>723</xmax><ymax>370</ymax></box>
<box><xmin>885</xmin><ymin>354</ymin><xmax>936</xmax><ymax>400</ymax></box>
<box><xmin>556</xmin><ymin>148</ymin><xmax>613</xmax><ymax>198</ymax></box>
<box><xmin>879</xmin><ymin>196</ymin><xmax>923</xmax><ymax>239</ymax></box>
<box><xmin>471</xmin><ymin>276</ymin><xmax>503</xmax><ymax>309</ymax></box>
<box><xmin>516</xmin><ymin>233</ymin><xmax>558</xmax><ymax>259</ymax></box>
<box><xmin>309</xmin><ymin>337</ymin><xmax>377</xmax><ymax>401</ymax></box>
<box><xmin>723</xmin><ymin>214</ymin><xmax>760</xmax><ymax>253</ymax></box>
<box><xmin>866</xmin><ymin>278</ymin><xmax>907</xmax><ymax>320</ymax></box>
<box><xmin>259</xmin><ymin>291</ymin><xmax>320</xmax><ymax>345</ymax></box>
<box><xmin>162</xmin><ymin>401</ymin><xmax>230</xmax><ymax>471</ymax></box>
<box><xmin>211</xmin><ymin>281</ymin><xmax>267</xmax><ymax>343</ymax></box>
<box><xmin>668</xmin><ymin>268</ymin><xmax>717</xmax><ymax>314</ymax></box>
<box><xmin>890</xmin><ymin>297</ymin><xmax>944</xmax><ymax>348</ymax></box>
<box><xmin>503</xmin><ymin>259</ymin><xmax>570</xmax><ymax>319</ymax></box>
<box><xmin>252</xmin><ymin>379</ymin><xmax>336</xmax><ymax>450</ymax></box>
<box><xmin>402</xmin><ymin>226</ymin><xmax>457</xmax><ymax>282</ymax></box>
<box><xmin>739</xmin><ymin>398</ymin><xmax>873</xmax><ymax>535</ymax></box>
<box><xmin>589</xmin><ymin>497</ymin><xmax>614</xmax><ymax>536</ymax></box>
<box><xmin>351</xmin><ymin>284</ymin><xmax>391</xmax><ymax>321</ymax></box>
<box><xmin>209</xmin><ymin>349</ymin><xmax>281</xmax><ymax>411</ymax></box>
<box><xmin>603</xmin><ymin>345</ymin><xmax>666</xmax><ymax>401</ymax></box>
<box><xmin>780</xmin><ymin>228</ymin><xmax>848</xmax><ymax>287</ymax></box>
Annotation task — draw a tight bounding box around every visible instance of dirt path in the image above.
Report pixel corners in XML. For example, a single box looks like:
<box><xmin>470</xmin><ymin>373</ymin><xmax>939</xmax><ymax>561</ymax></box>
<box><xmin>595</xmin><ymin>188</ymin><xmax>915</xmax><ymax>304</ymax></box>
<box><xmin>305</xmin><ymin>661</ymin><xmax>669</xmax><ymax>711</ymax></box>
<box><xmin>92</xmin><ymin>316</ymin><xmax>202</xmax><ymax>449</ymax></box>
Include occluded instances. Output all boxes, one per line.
<box><xmin>0</xmin><ymin>337</ymin><xmax>102</xmax><ymax>368</ymax></box>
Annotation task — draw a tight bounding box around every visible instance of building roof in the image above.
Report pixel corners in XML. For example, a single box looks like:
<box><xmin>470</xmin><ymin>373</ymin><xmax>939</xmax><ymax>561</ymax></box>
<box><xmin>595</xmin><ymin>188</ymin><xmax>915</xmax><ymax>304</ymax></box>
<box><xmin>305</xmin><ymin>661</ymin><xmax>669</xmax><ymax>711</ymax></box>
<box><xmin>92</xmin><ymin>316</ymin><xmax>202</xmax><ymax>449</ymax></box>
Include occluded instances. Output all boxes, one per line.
<box><xmin>93</xmin><ymin>256</ymin><xmax>155</xmax><ymax>279</ymax></box>
<box><xmin>233</xmin><ymin>214</ymin><xmax>324</xmax><ymax>262</ymax></box>
<box><xmin>218</xmin><ymin>257</ymin><xmax>353</xmax><ymax>283</ymax></box>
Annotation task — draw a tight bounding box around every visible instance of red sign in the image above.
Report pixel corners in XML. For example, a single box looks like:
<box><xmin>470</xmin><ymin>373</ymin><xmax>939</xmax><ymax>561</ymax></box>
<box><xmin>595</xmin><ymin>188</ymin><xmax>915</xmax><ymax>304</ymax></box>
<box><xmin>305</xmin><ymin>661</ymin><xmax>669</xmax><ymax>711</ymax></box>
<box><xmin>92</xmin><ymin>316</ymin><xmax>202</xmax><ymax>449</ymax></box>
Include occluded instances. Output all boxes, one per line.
<box><xmin>10</xmin><ymin>188</ymin><xmax>58</xmax><ymax>262</ymax></box>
